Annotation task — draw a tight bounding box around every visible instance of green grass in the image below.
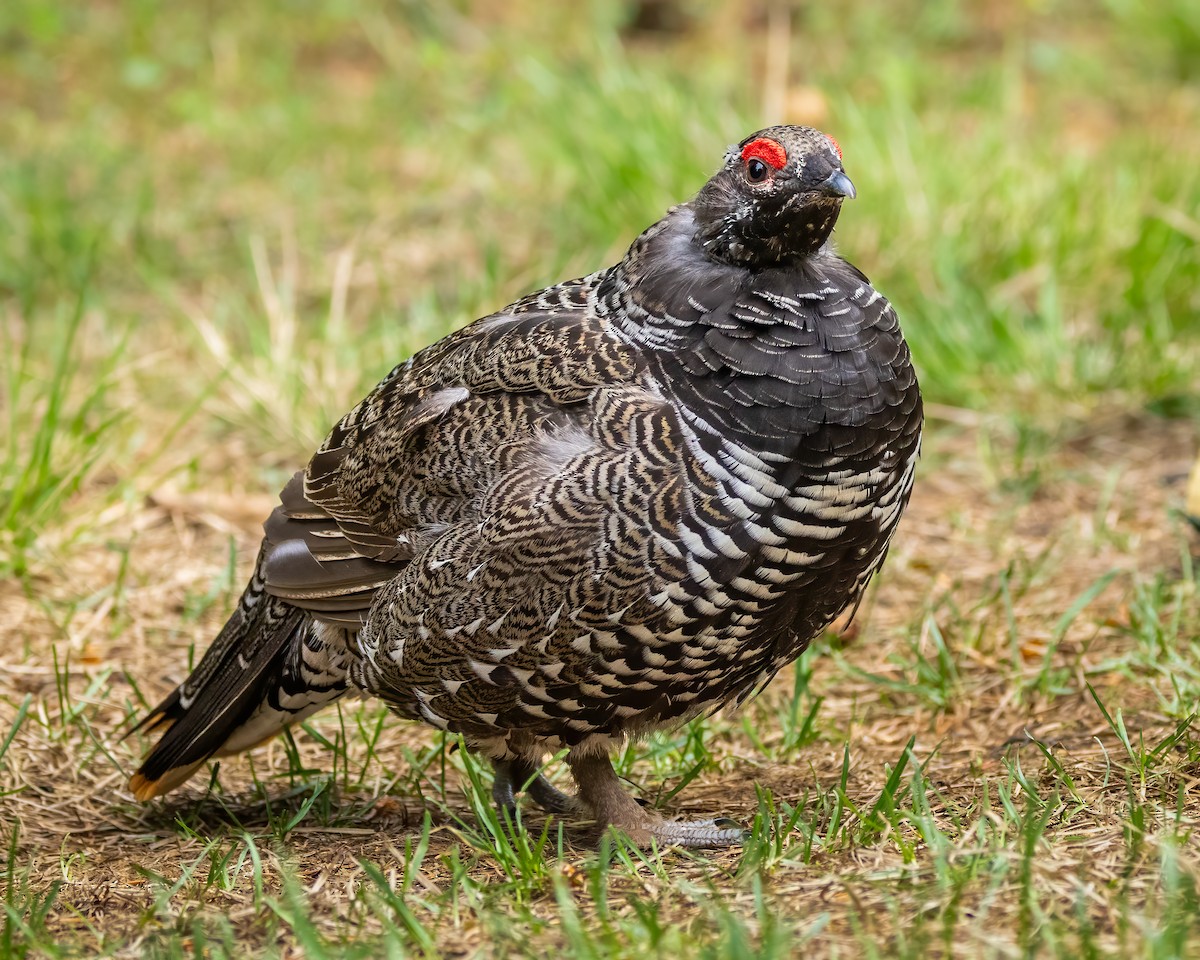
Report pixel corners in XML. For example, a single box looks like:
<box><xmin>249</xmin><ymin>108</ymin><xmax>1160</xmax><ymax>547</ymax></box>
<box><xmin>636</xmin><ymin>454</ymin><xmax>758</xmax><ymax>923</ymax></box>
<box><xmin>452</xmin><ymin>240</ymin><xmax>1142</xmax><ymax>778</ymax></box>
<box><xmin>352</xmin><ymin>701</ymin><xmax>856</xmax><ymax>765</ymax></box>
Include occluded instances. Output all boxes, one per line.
<box><xmin>2</xmin><ymin>0</ymin><xmax>1199</xmax><ymax>956</ymax></box>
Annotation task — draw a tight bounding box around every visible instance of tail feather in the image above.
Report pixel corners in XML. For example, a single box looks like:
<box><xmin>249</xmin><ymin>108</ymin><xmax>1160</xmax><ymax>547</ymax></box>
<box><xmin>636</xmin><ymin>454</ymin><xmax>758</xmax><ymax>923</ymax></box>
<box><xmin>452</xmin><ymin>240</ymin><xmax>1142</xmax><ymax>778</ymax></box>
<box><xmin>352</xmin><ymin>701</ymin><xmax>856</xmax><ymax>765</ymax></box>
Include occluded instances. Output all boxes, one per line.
<box><xmin>128</xmin><ymin>546</ymin><xmax>348</xmax><ymax>801</ymax></box>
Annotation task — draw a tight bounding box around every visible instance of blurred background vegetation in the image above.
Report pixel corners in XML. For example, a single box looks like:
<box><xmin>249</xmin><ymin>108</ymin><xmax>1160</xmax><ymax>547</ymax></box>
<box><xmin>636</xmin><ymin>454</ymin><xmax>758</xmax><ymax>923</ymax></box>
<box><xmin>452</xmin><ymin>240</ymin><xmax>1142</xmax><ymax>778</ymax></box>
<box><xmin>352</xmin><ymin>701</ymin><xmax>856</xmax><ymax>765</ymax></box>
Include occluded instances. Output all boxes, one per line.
<box><xmin>3</xmin><ymin>4</ymin><xmax>1200</xmax><ymax>956</ymax></box>
<box><xmin>2</xmin><ymin>0</ymin><xmax>1198</xmax><ymax>576</ymax></box>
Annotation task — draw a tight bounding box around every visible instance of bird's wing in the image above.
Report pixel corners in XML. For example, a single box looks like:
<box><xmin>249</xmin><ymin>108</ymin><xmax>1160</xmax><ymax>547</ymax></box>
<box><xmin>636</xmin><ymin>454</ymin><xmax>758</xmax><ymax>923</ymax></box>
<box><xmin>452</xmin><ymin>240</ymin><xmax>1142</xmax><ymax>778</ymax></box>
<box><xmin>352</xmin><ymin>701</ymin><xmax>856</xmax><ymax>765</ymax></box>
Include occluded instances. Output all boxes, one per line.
<box><xmin>258</xmin><ymin>271</ymin><xmax>643</xmax><ymax>626</ymax></box>
<box><xmin>340</xmin><ymin>376</ymin><xmax>714</xmax><ymax>739</ymax></box>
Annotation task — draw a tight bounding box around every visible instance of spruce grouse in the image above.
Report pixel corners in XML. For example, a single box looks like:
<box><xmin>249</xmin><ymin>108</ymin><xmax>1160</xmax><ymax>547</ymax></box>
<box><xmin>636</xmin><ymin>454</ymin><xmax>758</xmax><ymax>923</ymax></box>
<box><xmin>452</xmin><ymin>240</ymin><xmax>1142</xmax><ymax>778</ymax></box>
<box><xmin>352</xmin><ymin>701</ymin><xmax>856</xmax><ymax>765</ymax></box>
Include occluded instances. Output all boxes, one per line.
<box><xmin>128</xmin><ymin>126</ymin><xmax>923</xmax><ymax>847</ymax></box>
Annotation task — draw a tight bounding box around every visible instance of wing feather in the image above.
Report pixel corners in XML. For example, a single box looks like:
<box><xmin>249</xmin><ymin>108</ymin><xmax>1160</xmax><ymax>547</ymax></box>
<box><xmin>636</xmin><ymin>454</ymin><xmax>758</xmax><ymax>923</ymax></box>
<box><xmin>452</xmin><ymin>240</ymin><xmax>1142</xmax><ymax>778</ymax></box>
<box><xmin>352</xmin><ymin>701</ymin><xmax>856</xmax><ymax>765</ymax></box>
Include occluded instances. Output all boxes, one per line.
<box><xmin>254</xmin><ymin>275</ymin><xmax>642</xmax><ymax>631</ymax></box>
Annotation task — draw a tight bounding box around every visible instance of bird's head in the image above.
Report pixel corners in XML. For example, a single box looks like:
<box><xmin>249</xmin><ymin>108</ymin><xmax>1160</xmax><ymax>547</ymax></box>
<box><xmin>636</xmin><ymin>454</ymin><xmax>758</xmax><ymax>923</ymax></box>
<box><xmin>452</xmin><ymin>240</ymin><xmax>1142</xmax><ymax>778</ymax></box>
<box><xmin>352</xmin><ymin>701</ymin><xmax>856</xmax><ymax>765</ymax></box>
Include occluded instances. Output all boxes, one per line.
<box><xmin>691</xmin><ymin>125</ymin><xmax>855</xmax><ymax>269</ymax></box>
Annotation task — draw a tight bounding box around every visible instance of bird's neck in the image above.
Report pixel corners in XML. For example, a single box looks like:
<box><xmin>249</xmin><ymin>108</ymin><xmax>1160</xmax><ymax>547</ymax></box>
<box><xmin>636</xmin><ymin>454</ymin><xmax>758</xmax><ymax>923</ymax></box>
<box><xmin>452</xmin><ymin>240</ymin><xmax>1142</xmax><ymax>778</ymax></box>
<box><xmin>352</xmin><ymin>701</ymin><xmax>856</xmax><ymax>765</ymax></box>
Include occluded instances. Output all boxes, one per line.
<box><xmin>599</xmin><ymin>213</ymin><xmax>909</xmax><ymax>462</ymax></box>
<box><xmin>690</xmin><ymin>186</ymin><xmax>843</xmax><ymax>267</ymax></box>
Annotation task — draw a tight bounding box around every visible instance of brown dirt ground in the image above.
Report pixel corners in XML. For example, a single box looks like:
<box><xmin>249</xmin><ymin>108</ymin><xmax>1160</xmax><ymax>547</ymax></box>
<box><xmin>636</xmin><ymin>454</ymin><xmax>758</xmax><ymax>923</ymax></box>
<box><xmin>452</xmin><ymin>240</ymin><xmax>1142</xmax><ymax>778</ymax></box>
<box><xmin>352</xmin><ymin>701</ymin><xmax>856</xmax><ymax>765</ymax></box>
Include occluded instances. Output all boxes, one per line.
<box><xmin>1</xmin><ymin>412</ymin><xmax>1198</xmax><ymax>956</ymax></box>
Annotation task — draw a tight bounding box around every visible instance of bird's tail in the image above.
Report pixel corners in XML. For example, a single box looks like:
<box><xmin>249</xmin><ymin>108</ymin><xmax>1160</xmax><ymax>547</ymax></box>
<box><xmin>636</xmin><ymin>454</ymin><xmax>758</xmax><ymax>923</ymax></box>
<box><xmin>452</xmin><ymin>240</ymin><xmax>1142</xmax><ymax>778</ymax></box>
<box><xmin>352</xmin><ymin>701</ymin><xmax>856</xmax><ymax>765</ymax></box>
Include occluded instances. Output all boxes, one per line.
<box><xmin>127</xmin><ymin>546</ymin><xmax>350</xmax><ymax>800</ymax></box>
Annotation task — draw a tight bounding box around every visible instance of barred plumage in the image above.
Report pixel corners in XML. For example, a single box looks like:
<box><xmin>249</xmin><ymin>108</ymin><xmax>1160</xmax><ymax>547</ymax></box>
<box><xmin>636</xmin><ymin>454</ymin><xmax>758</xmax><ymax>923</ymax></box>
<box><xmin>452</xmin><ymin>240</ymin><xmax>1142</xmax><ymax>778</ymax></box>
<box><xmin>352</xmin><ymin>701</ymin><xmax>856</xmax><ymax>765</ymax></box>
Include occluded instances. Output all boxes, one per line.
<box><xmin>129</xmin><ymin>125</ymin><xmax>923</xmax><ymax>847</ymax></box>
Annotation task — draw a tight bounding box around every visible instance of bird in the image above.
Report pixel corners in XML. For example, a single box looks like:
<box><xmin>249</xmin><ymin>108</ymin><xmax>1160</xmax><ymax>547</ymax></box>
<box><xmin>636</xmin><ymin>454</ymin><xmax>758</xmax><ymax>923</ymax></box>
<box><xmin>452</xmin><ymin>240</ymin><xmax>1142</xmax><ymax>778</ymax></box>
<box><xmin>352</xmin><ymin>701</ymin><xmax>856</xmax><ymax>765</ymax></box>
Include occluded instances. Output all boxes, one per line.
<box><xmin>127</xmin><ymin>125</ymin><xmax>923</xmax><ymax>847</ymax></box>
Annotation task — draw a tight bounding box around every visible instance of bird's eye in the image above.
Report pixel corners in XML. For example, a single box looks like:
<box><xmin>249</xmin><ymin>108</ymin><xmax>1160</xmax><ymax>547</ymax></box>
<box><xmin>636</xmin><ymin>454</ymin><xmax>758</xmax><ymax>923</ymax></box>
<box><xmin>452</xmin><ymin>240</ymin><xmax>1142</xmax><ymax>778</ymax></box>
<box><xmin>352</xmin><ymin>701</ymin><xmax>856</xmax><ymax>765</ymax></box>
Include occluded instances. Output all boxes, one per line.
<box><xmin>746</xmin><ymin>158</ymin><xmax>770</xmax><ymax>183</ymax></box>
<box><xmin>740</xmin><ymin>137</ymin><xmax>787</xmax><ymax>182</ymax></box>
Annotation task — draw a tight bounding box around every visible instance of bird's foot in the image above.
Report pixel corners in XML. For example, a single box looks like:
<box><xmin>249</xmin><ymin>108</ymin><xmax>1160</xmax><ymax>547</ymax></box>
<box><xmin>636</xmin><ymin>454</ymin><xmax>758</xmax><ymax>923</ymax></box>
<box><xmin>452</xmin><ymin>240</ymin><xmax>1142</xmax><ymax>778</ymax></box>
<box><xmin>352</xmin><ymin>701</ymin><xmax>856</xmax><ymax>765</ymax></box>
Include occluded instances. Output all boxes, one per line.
<box><xmin>627</xmin><ymin>816</ymin><xmax>746</xmax><ymax>849</ymax></box>
<box><xmin>526</xmin><ymin>771</ymin><xmax>577</xmax><ymax>815</ymax></box>
<box><xmin>568</xmin><ymin>752</ymin><xmax>746</xmax><ymax>850</ymax></box>
<box><xmin>492</xmin><ymin>758</ymin><xmax>579</xmax><ymax>817</ymax></box>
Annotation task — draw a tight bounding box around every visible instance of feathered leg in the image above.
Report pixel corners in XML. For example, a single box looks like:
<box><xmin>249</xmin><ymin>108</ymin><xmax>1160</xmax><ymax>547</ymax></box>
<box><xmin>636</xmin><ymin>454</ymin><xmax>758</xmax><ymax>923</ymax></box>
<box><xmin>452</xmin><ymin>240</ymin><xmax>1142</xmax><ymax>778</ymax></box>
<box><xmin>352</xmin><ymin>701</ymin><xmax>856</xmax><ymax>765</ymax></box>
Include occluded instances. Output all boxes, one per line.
<box><xmin>568</xmin><ymin>753</ymin><xmax>745</xmax><ymax>848</ymax></box>
<box><xmin>491</xmin><ymin>758</ymin><xmax>577</xmax><ymax>815</ymax></box>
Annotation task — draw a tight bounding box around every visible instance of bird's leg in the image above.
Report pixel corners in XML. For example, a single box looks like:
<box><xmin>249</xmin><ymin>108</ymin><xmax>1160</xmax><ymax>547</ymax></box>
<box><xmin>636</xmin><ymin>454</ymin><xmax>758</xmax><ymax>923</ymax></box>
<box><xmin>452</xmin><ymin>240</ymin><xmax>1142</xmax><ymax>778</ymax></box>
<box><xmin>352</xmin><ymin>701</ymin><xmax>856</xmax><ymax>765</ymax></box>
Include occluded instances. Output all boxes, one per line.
<box><xmin>491</xmin><ymin>760</ymin><xmax>519</xmax><ymax>818</ymax></box>
<box><xmin>491</xmin><ymin>758</ymin><xmax>578</xmax><ymax>816</ymax></box>
<box><xmin>518</xmin><ymin>762</ymin><xmax>578</xmax><ymax>815</ymax></box>
<box><xmin>567</xmin><ymin>752</ymin><xmax>745</xmax><ymax>849</ymax></box>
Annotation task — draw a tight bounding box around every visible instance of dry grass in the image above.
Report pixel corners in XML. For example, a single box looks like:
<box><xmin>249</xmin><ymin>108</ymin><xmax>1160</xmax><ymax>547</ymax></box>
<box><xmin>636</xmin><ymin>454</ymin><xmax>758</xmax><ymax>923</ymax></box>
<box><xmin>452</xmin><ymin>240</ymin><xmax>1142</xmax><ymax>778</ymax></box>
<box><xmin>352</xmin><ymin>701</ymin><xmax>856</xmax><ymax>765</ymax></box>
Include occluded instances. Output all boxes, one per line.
<box><xmin>3</xmin><ymin>413</ymin><xmax>1198</xmax><ymax>957</ymax></box>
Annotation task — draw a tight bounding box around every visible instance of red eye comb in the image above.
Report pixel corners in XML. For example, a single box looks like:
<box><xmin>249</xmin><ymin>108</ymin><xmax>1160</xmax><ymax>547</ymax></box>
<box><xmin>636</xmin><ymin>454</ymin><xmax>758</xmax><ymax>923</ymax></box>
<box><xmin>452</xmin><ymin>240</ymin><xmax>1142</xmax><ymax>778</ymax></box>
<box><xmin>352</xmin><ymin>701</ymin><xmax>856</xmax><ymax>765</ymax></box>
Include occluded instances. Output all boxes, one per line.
<box><xmin>828</xmin><ymin>135</ymin><xmax>843</xmax><ymax>160</ymax></box>
<box><xmin>741</xmin><ymin>138</ymin><xmax>788</xmax><ymax>170</ymax></box>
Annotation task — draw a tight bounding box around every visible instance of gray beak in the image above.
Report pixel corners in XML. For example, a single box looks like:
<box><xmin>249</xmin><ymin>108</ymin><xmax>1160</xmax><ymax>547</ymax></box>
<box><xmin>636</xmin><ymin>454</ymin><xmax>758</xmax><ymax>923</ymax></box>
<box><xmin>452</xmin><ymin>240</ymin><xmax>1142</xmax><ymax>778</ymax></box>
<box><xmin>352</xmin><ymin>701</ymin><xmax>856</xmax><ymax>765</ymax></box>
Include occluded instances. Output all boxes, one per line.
<box><xmin>818</xmin><ymin>169</ymin><xmax>856</xmax><ymax>200</ymax></box>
